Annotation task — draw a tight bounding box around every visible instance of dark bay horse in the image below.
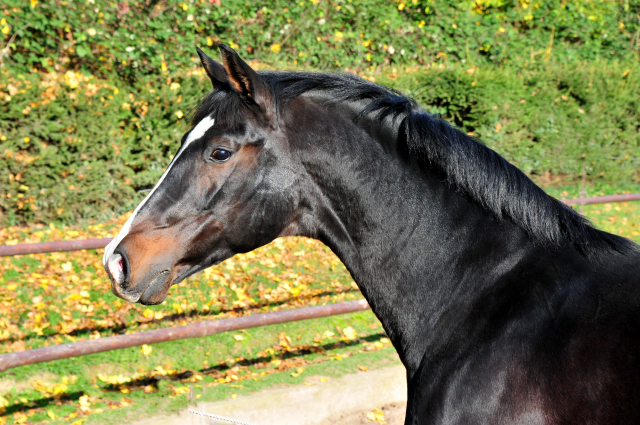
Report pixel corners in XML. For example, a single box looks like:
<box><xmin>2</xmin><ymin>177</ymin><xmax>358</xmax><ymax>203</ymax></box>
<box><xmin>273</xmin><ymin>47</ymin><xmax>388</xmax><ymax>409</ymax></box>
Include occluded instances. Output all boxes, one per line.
<box><xmin>103</xmin><ymin>44</ymin><xmax>640</xmax><ymax>424</ymax></box>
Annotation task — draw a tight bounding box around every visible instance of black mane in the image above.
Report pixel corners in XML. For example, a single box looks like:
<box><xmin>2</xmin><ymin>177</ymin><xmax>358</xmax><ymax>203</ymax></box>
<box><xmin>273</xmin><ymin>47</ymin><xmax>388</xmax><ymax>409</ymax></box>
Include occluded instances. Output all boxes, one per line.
<box><xmin>193</xmin><ymin>71</ymin><xmax>636</xmax><ymax>256</ymax></box>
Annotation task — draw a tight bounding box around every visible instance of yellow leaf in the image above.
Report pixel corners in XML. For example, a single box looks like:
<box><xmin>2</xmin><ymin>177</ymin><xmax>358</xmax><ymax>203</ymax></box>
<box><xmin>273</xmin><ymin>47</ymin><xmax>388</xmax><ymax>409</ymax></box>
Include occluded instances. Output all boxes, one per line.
<box><xmin>343</xmin><ymin>326</ymin><xmax>357</xmax><ymax>341</ymax></box>
<box><xmin>47</xmin><ymin>410</ymin><xmax>57</xmax><ymax>420</ymax></box>
<box><xmin>61</xmin><ymin>261</ymin><xmax>73</xmax><ymax>272</ymax></box>
<box><xmin>270</xmin><ymin>43</ymin><xmax>281</xmax><ymax>53</ymax></box>
<box><xmin>172</xmin><ymin>386</ymin><xmax>190</xmax><ymax>395</ymax></box>
<box><xmin>366</xmin><ymin>408</ymin><xmax>386</xmax><ymax>423</ymax></box>
<box><xmin>291</xmin><ymin>367</ymin><xmax>305</xmax><ymax>377</ymax></box>
<box><xmin>79</xmin><ymin>394</ymin><xmax>91</xmax><ymax>412</ymax></box>
<box><xmin>170</xmin><ymin>82</ymin><xmax>181</xmax><ymax>90</ymax></box>
<box><xmin>87</xmin><ymin>28</ymin><xmax>96</xmax><ymax>36</ymax></box>
<box><xmin>321</xmin><ymin>330</ymin><xmax>335</xmax><ymax>340</ymax></box>
<box><xmin>233</xmin><ymin>334</ymin><xmax>244</xmax><ymax>341</ymax></box>
<box><xmin>141</xmin><ymin>344</ymin><xmax>153</xmax><ymax>357</ymax></box>
<box><xmin>64</xmin><ymin>71</ymin><xmax>81</xmax><ymax>89</ymax></box>
<box><xmin>175</xmin><ymin>110</ymin><xmax>184</xmax><ymax>119</ymax></box>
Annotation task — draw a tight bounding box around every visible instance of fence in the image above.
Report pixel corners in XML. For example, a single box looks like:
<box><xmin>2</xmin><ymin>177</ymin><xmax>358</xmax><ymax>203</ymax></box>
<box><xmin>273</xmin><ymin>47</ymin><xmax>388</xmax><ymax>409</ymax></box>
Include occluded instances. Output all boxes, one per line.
<box><xmin>0</xmin><ymin>193</ymin><xmax>638</xmax><ymax>371</ymax></box>
<box><xmin>0</xmin><ymin>299</ymin><xmax>370</xmax><ymax>372</ymax></box>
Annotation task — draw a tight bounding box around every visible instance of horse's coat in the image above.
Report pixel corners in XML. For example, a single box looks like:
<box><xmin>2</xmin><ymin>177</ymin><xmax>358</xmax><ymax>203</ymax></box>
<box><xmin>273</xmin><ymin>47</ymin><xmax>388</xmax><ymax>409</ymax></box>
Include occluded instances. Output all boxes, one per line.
<box><xmin>103</xmin><ymin>45</ymin><xmax>640</xmax><ymax>424</ymax></box>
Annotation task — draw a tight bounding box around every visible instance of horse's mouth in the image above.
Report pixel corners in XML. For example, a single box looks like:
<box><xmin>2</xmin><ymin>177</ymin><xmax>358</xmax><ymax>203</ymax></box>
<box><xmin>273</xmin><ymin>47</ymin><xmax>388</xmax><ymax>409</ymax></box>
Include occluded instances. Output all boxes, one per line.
<box><xmin>138</xmin><ymin>270</ymin><xmax>172</xmax><ymax>305</ymax></box>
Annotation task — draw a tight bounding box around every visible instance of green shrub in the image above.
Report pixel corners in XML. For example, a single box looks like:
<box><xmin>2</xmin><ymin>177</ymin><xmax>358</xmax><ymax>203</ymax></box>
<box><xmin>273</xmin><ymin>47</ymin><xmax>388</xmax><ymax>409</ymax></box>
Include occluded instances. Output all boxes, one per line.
<box><xmin>385</xmin><ymin>60</ymin><xmax>640</xmax><ymax>184</ymax></box>
<box><xmin>0</xmin><ymin>71</ymin><xmax>196</xmax><ymax>224</ymax></box>
<box><xmin>1</xmin><ymin>0</ymin><xmax>640</xmax><ymax>225</ymax></box>
<box><xmin>0</xmin><ymin>0</ymin><xmax>637</xmax><ymax>79</ymax></box>
<box><xmin>2</xmin><ymin>60</ymin><xmax>639</xmax><ymax>226</ymax></box>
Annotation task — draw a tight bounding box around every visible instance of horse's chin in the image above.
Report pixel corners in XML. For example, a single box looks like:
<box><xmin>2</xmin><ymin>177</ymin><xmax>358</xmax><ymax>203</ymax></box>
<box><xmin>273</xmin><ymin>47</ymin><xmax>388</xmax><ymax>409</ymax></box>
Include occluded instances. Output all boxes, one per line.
<box><xmin>138</xmin><ymin>271</ymin><xmax>172</xmax><ymax>305</ymax></box>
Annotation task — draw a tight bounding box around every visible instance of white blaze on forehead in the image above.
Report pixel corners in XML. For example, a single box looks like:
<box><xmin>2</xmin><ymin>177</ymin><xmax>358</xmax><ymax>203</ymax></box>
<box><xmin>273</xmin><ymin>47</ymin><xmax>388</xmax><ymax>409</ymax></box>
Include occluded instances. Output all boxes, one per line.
<box><xmin>103</xmin><ymin>116</ymin><xmax>216</xmax><ymax>270</ymax></box>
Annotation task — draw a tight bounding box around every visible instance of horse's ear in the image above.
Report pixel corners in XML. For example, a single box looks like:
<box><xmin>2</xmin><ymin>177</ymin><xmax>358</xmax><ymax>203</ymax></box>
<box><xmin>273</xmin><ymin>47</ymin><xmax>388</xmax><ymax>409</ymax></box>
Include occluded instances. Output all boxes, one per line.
<box><xmin>218</xmin><ymin>43</ymin><xmax>269</xmax><ymax>105</ymax></box>
<box><xmin>196</xmin><ymin>47</ymin><xmax>227</xmax><ymax>88</ymax></box>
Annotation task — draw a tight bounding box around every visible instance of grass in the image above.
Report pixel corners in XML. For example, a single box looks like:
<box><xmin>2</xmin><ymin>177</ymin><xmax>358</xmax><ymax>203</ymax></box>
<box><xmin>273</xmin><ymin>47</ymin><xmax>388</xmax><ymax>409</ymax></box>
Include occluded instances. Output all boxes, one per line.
<box><xmin>1</xmin><ymin>309</ymin><xmax>399</xmax><ymax>425</ymax></box>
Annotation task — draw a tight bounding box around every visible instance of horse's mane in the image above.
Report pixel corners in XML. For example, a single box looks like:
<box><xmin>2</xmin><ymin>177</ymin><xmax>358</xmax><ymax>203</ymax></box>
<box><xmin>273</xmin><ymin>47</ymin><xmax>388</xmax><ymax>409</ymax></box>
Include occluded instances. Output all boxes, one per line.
<box><xmin>194</xmin><ymin>71</ymin><xmax>636</xmax><ymax>256</ymax></box>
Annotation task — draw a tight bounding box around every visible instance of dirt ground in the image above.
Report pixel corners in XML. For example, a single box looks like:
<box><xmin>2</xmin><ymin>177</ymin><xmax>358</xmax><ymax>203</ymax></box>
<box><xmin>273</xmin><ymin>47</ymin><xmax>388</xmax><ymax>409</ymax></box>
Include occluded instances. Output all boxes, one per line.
<box><xmin>133</xmin><ymin>365</ymin><xmax>407</xmax><ymax>425</ymax></box>
<box><xmin>316</xmin><ymin>401</ymin><xmax>406</xmax><ymax>425</ymax></box>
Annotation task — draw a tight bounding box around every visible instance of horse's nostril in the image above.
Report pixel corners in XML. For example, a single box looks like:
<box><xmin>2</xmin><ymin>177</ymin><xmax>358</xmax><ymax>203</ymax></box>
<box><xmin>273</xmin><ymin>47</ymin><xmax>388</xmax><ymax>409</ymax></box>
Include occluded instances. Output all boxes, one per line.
<box><xmin>108</xmin><ymin>251</ymin><xmax>130</xmax><ymax>287</ymax></box>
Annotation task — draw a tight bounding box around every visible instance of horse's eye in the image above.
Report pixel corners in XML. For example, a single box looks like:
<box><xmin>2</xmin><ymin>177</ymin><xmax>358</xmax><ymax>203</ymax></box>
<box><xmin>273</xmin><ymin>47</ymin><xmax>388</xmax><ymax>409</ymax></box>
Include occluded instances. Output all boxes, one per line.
<box><xmin>211</xmin><ymin>149</ymin><xmax>231</xmax><ymax>162</ymax></box>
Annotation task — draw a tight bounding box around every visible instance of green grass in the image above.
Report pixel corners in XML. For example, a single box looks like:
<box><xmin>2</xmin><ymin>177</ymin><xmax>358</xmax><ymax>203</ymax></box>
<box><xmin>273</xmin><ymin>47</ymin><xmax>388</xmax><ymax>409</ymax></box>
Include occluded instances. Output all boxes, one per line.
<box><xmin>1</xmin><ymin>310</ymin><xmax>399</xmax><ymax>425</ymax></box>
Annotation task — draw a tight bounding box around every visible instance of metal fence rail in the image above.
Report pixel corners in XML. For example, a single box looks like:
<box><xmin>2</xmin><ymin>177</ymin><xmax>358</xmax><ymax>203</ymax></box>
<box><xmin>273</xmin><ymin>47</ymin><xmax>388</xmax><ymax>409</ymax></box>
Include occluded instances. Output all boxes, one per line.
<box><xmin>562</xmin><ymin>193</ymin><xmax>640</xmax><ymax>205</ymax></box>
<box><xmin>0</xmin><ymin>299</ymin><xmax>370</xmax><ymax>372</ymax></box>
<box><xmin>1</xmin><ymin>194</ymin><xmax>639</xmax><ymax>258</ymax></box>
<box><xmin>0</xmin><ymin>238</ymin><xmax>111</xmax><ymax>257</ymax></box>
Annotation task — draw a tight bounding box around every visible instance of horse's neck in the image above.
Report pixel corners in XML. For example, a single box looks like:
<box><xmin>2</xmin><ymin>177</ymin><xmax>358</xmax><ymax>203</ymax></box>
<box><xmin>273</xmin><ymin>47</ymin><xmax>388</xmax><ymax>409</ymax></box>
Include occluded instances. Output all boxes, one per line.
<box><xmin>292</xmin><ymin>106</ymin><xmax>540</xmax><ymax>375</ymax></box>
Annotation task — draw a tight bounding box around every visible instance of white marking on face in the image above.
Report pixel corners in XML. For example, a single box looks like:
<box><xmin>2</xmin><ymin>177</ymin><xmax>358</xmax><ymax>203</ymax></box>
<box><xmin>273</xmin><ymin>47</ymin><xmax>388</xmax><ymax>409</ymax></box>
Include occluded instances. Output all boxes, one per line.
<box><xmin>103</xmin><ymin>116</ymin><xmax>216</xmax><ymax>275</ymax></box>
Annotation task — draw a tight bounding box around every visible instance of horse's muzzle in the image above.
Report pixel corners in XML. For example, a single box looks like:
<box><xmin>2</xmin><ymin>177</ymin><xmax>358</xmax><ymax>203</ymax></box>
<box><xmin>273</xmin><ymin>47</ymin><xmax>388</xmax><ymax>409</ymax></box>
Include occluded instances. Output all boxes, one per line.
<box><xmin>105</xmin><ymin>238</ymin><xmax>175</xmax><ymax>305</ymax></box>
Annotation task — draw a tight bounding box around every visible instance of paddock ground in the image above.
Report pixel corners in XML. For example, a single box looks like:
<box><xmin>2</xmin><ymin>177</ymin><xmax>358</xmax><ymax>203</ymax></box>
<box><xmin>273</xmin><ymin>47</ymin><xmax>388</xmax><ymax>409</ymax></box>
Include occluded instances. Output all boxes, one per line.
<box><xmin>132</xmin><ymin>365</ymin><xmax>406</xmax><ymax>425</ymax></box>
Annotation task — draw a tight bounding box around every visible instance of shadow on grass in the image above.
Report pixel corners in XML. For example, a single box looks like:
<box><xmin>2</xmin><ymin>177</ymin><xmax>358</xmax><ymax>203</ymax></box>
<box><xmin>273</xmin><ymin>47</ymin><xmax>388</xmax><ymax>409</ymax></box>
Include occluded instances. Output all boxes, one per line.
<box><xmin>101</xmin><ymin>332</ymin><xmax>387</xmax><ymax>391</ymax></box>
<box><xmin>2</xmin><ymin>390</ymin><xmax>85</xmax><ymax>417</ymax></box>
<box><xmin>0</xmin><ymin>331</ymin><xmax>388</xmax><ymax>416</ymax></box>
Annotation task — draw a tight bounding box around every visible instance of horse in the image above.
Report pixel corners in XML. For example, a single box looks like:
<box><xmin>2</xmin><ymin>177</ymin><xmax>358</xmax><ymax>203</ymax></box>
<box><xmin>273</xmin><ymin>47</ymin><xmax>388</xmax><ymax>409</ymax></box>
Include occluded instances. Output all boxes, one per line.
<box><xmin>103</xmin><ymin>44</ymin><xmax>640</xmax><ymax>424</ymax></box>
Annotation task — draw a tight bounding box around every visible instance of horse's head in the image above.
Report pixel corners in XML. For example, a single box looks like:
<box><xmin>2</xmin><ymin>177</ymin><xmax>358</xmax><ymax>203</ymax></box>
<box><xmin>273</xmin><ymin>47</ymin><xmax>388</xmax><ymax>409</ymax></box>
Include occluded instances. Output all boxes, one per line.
<box><xmin>103</xmin><ymin>45</ymin><xmax>300</xmax><ymax>305</ymax></box>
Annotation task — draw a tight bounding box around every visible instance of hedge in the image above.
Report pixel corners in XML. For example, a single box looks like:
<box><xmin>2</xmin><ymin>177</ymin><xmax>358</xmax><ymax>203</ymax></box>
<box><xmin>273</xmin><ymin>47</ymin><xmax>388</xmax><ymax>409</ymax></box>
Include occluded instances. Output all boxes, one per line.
<box><xmin>0</xmin><ymin>0</ymin><xmax>638</xmax><ymax>79</ymax></box>
<box><xmin>1</xmin><ymin>0</ymin><xmax>640</xmax><ymax>225</ymax></box>
<box><xmin>1</xmin><ymin>59</ymin><xmax>639</xmax><ymax>225</ymax></box>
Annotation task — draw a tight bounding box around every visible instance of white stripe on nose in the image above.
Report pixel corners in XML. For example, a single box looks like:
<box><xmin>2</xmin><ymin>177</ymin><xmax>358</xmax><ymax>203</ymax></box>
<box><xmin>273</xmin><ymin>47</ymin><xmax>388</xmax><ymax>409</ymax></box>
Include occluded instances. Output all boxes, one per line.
<box><xmin>103</xmin><ymin>116</ymin><xmax>216</xmax><ymax>272</ymax></box>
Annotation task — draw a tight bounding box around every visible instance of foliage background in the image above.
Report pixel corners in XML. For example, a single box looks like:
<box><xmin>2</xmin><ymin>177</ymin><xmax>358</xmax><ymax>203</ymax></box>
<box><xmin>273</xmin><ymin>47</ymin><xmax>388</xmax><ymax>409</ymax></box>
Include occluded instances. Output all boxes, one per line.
<box><xmin>1</xmin><ymin>0</ymin><xmax>639</xmax><ymax>225</ymax></box>
<box><xmin>1</xmin><ymin>0</ymin><xmax>638</xmax><ymax>76</ymax></box>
